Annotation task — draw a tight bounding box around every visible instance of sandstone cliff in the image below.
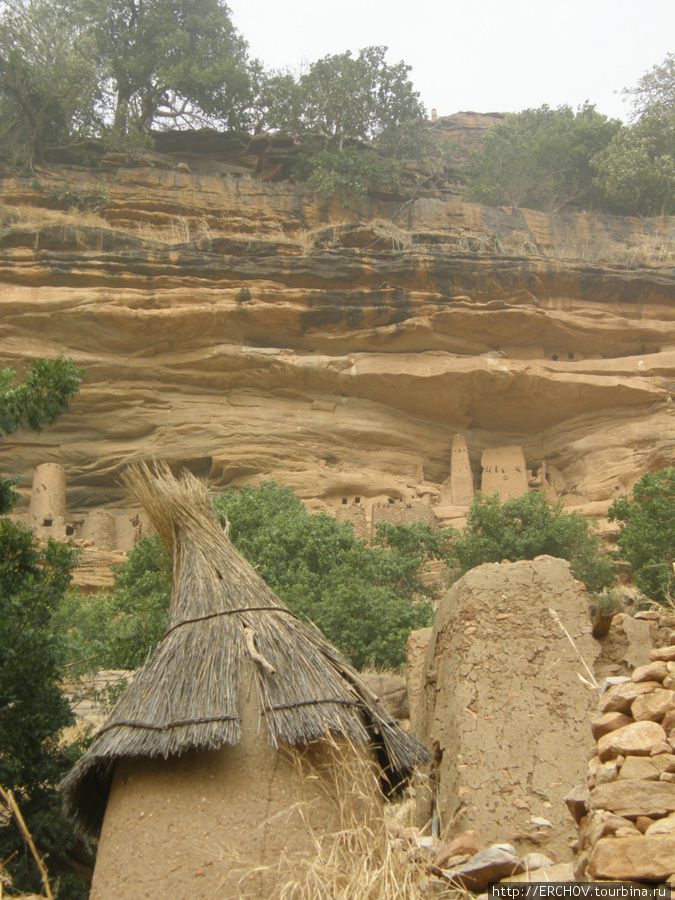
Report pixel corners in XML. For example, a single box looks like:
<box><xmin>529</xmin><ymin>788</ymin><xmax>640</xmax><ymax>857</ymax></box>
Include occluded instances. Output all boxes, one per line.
<box><xmin>1</xmin><ymin>144</ymin><xmax>674</xmax><ymax>535</ymax></box>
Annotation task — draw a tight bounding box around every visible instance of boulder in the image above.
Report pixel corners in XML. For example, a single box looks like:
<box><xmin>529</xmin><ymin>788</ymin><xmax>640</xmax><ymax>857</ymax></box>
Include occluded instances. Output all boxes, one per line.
<box><xmin>587</xmin><ymin>834</ymin><xmax>675</xmax><ymax>880</ymax></box>
<box><xmin>591</xmin><ymin>711</ymin><xmax>633</xmax><ymax>741</ymax></box>
<box><xmin>597</xmin><ymin>720</ymin><xmax>666</xmax><ymax>761</ymax></box>
<box><xmin>598</xmin><ymin>680</ymin><xmax>662</xmax><ymax>715</ymax></box>
<box><xmin>632</xmin><ymin>660</ymin><xmax>669</xmax><ymax>683</ymax></box>
<box><xmin>589</xmin><ymin>779</ymin><xmax>675</xmax><ymax>817</ymax></box>
<box><xmin>432</xmin><ymin>830</ymin><xmax>483</xmax><ymax>869</ymax></box>
<box><xmin>650</xmin><ymin>646</ymin><xmax>675</xmax><ymax>663</ymax></box>
<box><xmin>632</xmin><ymin>689</ymin><xmax>675</xmax><ymax>723</ymax></box>
<box><xmin>441</xmin><ymin>845</ymin><xmax>525</xmax><ymax>892</ymax></box>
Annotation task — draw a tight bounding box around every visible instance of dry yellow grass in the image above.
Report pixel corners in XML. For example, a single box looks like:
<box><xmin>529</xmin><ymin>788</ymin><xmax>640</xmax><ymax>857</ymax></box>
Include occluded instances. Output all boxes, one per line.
<box><xmin>3</xmin><ymin>199</ymin><xmax>673</xmax><ymax>266</ymax></box>
<box><xmin>248</xmin><ymin>737</ymin><xmax>443</xmax><ymax>900</ymax></box>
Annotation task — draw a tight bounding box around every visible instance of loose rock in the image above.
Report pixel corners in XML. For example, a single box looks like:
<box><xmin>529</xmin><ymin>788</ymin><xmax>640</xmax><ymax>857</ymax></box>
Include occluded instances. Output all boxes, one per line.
<box><xmin>597</xmin><ymin>720</ymin><xmax>666</xmax><ymax>761</ymax></box>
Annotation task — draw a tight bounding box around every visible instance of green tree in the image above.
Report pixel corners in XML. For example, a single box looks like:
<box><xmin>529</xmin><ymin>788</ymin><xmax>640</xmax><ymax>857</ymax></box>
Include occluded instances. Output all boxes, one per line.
<box><xmin>0</xmin><ymin>0</ymin><xmax>102</xmax><ymax>165</ymax></box>
<box><xmin>258</xmin><ymin>46</ymin><xmax>428</xmax><ymax>199</ymax></box>
<box><xmin>215</xmin><ymin>483</ymin><xmax>440</xmax><ymax>668</ymax></box>
<box><xmin>465</xmin><ymin>103</ymin><xmax>620</xmax><ymax>211</ymax></box>
<box><xmin>608</xmin><ymin>468</ymin><xmax>675</xmax><ymax>604</ymax></box>
<box><xmin>0</xmin><ymin>522</ymin><xmax>89</xmax><ymax>897</ymax></box>
<box><xmin>0</xmin><ymin>357</ymin><xmax>87</xmax><ymax>896</ymax></box>
<box><xmin>593</xmin><ymin>53</ymin><xmax>675</xmax><ymax>215</ymax></box>
<box><xmin>448</xmin><ymin>491</ymin><xmax>614</xmax><ymax>593</ymax></box>
<box><xmin>79</xmin><ymin>0</ymin><xmax>253</xmax><ymax>135</ymax></box>
<box><xmin>0</xmin><ymin>358</ymin><xmax>82</xmax><ymax>513</ymax></box>
<box><xmin>55</xmin><ymin>534</ymin><xmax>172</xmax><ymax>671</ymax></box>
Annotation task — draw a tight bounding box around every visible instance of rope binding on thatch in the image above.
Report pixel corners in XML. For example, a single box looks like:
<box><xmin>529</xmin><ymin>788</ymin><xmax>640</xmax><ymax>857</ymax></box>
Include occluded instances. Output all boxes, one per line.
<box><xmin>59</xmin><ymin>462</ymin><xmax>431</xmax><ymax>838</ymax></box>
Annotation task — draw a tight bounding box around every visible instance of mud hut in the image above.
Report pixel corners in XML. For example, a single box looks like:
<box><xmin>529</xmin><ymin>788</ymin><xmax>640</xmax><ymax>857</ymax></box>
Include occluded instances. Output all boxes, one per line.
<box><xmin>61</xmin><ymin>464</ymin><xmax>429</xmax><ymax>899</ymax></box>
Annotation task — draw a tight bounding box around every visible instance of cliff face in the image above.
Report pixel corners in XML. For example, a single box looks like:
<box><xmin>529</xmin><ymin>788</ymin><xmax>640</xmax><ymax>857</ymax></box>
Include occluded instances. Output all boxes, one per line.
<box><xmin>1</xmin><ymin>150</ymin><xmax>674</xmax><ymax>537</ymax></box>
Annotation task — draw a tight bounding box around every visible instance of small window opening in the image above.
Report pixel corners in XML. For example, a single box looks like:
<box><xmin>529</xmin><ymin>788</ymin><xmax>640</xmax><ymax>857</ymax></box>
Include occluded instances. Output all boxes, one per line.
<box><xmin>552</xmin><ymin>354</ymin><xmax>558</xmax><ymax>361</ymax></box>
<box><xmin>388</xmin><ymin>498</ymin><xmax>395</xmax><ymax>504</ymax></box>
<box><xmin>43</xmin><ymin>518</ymin><xmax>53</xmax><ymax>527</ymax></box>
<box><xmin>341</xmin><ymin>498</ymin><xmax>347</xmax><ymax>505</ymax></box>
<box><xmin>568</xmin><ymin>352</ymin><xmax>574</xmax><ymax>360</ymax></box>
<box><xmin>355</xmin><ymin>497</ymin><xmax>360</xmax><ymax>504</ymax></box>
<box><xmin>66</xmin><ymin>525</ymin><xmax>75</xmax><ymax>536</ymax></box>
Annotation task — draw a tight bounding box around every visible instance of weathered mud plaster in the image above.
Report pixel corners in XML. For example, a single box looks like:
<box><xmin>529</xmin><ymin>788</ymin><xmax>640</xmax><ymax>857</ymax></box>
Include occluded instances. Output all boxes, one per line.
<box><xmin>414</xmin><ymin>558</ymin><xmax>599</xmax><ymax>861</ymax></box>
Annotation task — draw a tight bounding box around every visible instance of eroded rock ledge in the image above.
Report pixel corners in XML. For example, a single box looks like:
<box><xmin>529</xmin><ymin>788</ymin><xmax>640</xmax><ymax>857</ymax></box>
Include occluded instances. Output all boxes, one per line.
<box><xmin>1</xmin><ymin>158</ymin><xmax>674</xmax><ymax>526</ymax></box>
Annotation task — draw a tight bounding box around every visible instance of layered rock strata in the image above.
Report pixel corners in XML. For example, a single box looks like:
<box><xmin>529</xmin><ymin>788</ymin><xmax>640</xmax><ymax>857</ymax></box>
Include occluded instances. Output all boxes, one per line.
<box><xmin>0</xmin><ymin>159</ymin><xmax>674</xmax><ymax>523</ymax></box>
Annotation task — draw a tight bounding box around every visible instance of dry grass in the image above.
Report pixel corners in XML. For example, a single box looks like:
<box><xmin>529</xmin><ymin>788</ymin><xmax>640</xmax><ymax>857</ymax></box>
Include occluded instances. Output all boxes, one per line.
<box><xmin>4</xmin><ymin>197</ymin><xmax>672</xmax><ymax>265</ymax></box>
<box><xmin>496</xmin><ymin>228</ymin><xmax>675</xmax><ymax>266</ymax></box>
<box><xmin>226</xmin><ymin>735</ymin><xmax>441</xmax><ymax>900</ymax></box>
<box><xmin>368</xmin><ymin>219</ymin><xmax>414</xmax><ymax>251</ymax></box>
<box><xmin>0</xmin><ymin>203</ymin><xmax>109</xmax><ymax>232</ymax></box>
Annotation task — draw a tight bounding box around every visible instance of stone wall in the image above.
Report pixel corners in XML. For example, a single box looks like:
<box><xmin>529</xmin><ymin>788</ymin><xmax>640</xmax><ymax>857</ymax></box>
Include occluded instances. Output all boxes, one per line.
<box><xmin>372</xmin><ymin>500</ymin><xmax>438</xmax><ymax>530</ymax></box>
<box><xmin>571</xmin><ymin>640</ymin><xmax>675</xmax><ymax>882</ymax></box>
<box><xmin>334</xmin><ymin>503</ymin><xmax>369</xmax><ymax>541</ymax></box>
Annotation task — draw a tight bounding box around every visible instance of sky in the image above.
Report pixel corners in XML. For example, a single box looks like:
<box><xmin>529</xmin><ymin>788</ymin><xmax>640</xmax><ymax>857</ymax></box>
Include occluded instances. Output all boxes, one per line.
<box><xmin>227</xmin><ymin>0</ymin><xmax>675</xmax><ymax>122</ymax></box>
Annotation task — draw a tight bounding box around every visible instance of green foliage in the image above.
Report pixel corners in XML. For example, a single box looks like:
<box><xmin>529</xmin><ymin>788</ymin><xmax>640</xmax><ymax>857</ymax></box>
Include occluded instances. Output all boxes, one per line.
<box><xmin>0</xmin><ymin>0</ymin><xmax>102</xmax><ymax>166</ymax></box>
<box><xmin>294</xmin><ymin>145</ymin><xmax>405</xmax><ymax>200</ymax></box>
<box><xmin>592</xmin><ymin>124</ymin><xmax>675</xmax><ymax>215</ymax></box>
<box><xmin>0</xmin><ymin>357</ymin><xmax>82</xmax><ymax>513</ymax></box>
<box><xmin>0</xmin><ymin>357</ymin><xmax>82</xmax><ymax>438</ymax></box>
<box><xmin>213</xmin><ymin>483</ymin><xmax>438</xmax><ymax>668</ymax></box>
<box><xmin>592</xmin><ymin>54</ymin><xmax>675</xmax><ymax>216</ymax></box>
<box><xmin>80</xmin><ymin>0</ymin><xmax>253</xmax><ymax>134</ymax></box>
<box><xmin>624</xmin><ymin>51</ymin><xmax>675</xmax><ymax>129</ymax></box>
<box><xmin>448</xmin><ymin>491</ymin><xmax>614</xmax><ymax>593</ymax></box>
<box><xmin>258</xmin><ymin>46</ymin><xmax>427</xmax><ymax>201</ymax></box>
<box><xmin>608</xmin><ymin>468</ymin><xmax>675</xmax><ymax>605</ymax></box>
<box><xmin>465</xmin><ymin>103</ymin><xmax>621</xmax><ymax>212</ymax></box>
<box><xmin>54</xmin><ymin>534</ymin><xmax>172</xmax><ymax>671</ymax></box>
<box><xmin>0</xmin><ymin>520</ymin><xmax>90</xmax><ymax>896</ymax></box>
<box><xmin>47</xmin><ymin>180</ymin><xmax>109</xmax><ymax>212</ymax></box>
<box><xmin>260</xmin><ymin>46</ymin><xmax>424</xmax><ymax>144</ymax></box>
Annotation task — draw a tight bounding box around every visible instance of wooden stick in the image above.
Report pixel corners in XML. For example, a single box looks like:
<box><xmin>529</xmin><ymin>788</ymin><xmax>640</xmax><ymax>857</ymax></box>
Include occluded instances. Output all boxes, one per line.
<box><xmin>243</xmin><ymin>625</ymin><xmax>276</xmax><ymax>675</ymax></box>
<box><xmin>0</xmin><ymin>786</ymin><xmax>53</xmax><ymax>900</ymax></box>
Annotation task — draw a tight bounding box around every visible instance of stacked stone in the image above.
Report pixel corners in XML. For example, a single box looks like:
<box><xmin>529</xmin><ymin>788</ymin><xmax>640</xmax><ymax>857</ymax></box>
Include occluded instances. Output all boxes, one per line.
<box><xmin>572</xmin><ymin>642</ymin><xmax>675</xmax><ymax>883</ymax></box>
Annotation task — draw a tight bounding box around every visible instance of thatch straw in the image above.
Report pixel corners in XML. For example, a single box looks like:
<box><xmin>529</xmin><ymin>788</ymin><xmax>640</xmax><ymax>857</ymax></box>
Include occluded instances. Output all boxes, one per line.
<box><xmin>60</xmin><ymin>463</ymin><xmax>430</xmax><ymax>838</ymax></box>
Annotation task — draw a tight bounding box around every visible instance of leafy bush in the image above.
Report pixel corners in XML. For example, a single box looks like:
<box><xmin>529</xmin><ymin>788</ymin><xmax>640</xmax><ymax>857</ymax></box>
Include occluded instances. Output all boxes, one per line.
<box><xmin>214</xmin><ymin>483</ymin><xmax>440</xmax><ymax>669</ymax></box>
<box><xmin>0</xmin><ymin>521</ymin><xmax>90</xmax><ymax>897</ymax></box>
<box><xmin>609</xmin><ymin>468</ymin><xmax>675</xmax><ymax>604</ymax></box>
<box><xmin>465</xmin><ymin>103</ymin><xmax>620</xmax><ymax>212</ymax></box>
<box><xmin>447</xmin><ymin>490</ymin><xmax>614</xmax><ymax>593</ymax></box>
<box><xmin>54</xmin><ymin>534</ymin><xmax>171</xmax><ymax>671</ymax></box>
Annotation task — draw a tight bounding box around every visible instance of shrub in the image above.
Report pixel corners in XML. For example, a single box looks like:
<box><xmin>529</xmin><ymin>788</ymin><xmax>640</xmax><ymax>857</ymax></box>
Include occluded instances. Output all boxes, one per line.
<box><xmin>608</xmin><ymin>468</ymin><xmax>675</xmax><ymax>605</ymax></box>
<box><xmin>448</xmin><ymin>490</ymin><xmax>614</xmax><ymax>593</ymax></box>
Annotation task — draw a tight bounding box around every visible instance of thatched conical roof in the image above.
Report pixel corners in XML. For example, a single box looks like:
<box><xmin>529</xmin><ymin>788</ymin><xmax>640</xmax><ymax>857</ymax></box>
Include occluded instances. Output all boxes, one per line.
<box><xmin>60</xmin><ymin>464</ymin><xmax>430</xmax><ymax>838</ymax></box>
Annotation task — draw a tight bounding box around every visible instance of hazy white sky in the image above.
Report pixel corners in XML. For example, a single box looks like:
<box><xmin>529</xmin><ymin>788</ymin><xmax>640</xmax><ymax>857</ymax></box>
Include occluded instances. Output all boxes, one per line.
<box><xmin>228</xmin><ymin>0</ymin><xmax>674</xmax><ymax>122</ymax></box>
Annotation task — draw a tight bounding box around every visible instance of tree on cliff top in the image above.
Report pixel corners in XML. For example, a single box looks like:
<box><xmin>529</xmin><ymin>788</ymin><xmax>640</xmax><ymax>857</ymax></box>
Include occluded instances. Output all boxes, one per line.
<box><xmin>80</xmin><ymin>0</ymin><xmax>254</xmax><ymax>135</ymax></box>
<box><xmin>465</xmin><ymin>103</ymin><xmax>620</xmax><ymax>211</ymax></box>
<box><xmin>592</xmin><ymin>53</ymin><xmax>675</xmax><ymax>215</ymax></box>
<box><xmin>257</xmin><ymin>46</ymin><xmax>429</xmax><ymax>198</ymax></box>
<box><xmin>0</xmin><ymin>0</ymin><xmax>102</xmax><ymax>165</ymax></box>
